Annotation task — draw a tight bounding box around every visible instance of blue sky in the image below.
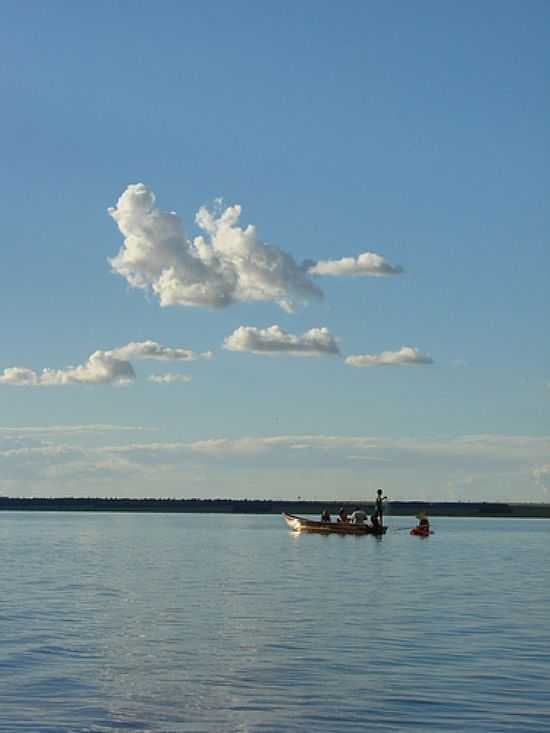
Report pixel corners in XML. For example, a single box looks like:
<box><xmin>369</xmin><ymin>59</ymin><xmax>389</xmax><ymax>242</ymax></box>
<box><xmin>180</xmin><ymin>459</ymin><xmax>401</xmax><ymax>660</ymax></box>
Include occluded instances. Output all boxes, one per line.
<box><xmin>1</xmin><ymin>1</ymin><xmax>548</xmax><ymax>501</ymax></box>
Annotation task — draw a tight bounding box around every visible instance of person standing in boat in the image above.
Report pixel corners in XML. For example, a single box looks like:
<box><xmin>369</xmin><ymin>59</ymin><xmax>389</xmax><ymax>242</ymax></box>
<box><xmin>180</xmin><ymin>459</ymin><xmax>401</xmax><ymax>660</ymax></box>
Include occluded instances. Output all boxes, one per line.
<box><xmin>372</xmin><ymin>488</ymin><xmax>387</xmax><ymax>526</ymax></box>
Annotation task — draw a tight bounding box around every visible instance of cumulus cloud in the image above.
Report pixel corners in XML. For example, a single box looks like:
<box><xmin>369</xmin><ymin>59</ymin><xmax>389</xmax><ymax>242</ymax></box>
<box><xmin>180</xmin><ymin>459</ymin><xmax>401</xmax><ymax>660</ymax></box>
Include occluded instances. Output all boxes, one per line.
<box><xmin>108</xmin><ymin>183</ymin><xmax>323</xmax><ymax>312</ymax></box>
<box><xmin>0</xmin><ymin>368</ymin><xmax>40</xmax><ymax>386</ymax></box>
<box><xmin>0</xmin><ymin>340</ymin><xmax>208</xmax><ymax>387</ymax></box>
<box><xmin>148</xmin><ymin>373</ymin><xmax>192</xmax><ymax>384</ymax></box>
<box><xmin>111</xmin><ymin>340</ymin><xmax>211</xmax><ymax>361</ymax></box>
<box><xmin>0</xmin><ymin>352</ymin><xmax>135</xmax><ymax>386</ymax></box>
<box><xmin>108</xmin><ymin>184</ymin><xmax>404</xmax><ymax>311</ymax></box>
<box><xmin>345</xmin><ymin>346</ymin><xmax>433</xmax><ymax>367</ymax></box>
<box><xmin>309</xmin><ymin>252</ymin><xmax>403</xmax><ymax>277</ymax></box>
<box><xmin>223</xmin><ymin>325</ymin><xmax>340</xmax><ymax>356</ymax></box>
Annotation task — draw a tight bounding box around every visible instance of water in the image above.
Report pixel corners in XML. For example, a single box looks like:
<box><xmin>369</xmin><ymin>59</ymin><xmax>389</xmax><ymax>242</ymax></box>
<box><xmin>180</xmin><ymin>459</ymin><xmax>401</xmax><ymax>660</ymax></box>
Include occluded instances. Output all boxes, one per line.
<box><xmin>1</xmin><ymin>513</ymin><xmax>549</xmax><ymax>732</ymax></box>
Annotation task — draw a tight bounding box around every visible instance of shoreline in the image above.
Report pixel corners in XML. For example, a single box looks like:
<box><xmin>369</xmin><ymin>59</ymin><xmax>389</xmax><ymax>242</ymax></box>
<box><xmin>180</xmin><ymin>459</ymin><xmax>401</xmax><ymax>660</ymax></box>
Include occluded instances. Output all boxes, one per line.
<box><xmin>1</xmin><ymin>497</ymin><xmax>549</xmax><ymax>518</ymax></box>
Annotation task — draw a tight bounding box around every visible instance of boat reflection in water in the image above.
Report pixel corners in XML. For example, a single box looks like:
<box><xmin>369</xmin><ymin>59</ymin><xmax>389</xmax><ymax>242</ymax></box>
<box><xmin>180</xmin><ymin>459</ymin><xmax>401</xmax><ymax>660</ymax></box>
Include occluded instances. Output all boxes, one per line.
<box><xmin>282</xmin><ymin>512</ymin><xmax>387</xmax><ymax>536</ymax></box>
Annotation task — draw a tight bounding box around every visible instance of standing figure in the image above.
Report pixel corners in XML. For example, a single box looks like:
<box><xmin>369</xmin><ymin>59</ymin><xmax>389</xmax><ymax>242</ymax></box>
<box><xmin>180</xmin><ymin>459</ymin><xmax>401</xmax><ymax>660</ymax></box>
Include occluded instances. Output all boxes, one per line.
<box><xmin>372</xmin><ymin>488</ymin><xmax>387</xmax><ymax>527</ymax></box>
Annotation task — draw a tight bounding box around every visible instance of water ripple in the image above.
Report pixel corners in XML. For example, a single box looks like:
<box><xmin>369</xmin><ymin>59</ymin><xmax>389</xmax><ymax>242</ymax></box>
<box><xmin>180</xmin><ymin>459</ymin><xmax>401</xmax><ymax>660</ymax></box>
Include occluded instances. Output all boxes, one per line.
<box><xmin>1</xmin><ymin>514</ymin><xmax>549</xmax><ymax>732</ymax></box>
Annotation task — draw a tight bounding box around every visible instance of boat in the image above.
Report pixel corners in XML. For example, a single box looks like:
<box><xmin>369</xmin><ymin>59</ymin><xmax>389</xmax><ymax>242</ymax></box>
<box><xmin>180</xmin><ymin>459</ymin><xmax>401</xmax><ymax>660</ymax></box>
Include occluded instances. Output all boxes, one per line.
<box><xmin>282</xmin><ymin>512</ymin><xmax>387</xmax><ymax>535</ymax></box>
<box><xmin>410</xmin><ymin>526</ymin><xmax>433</xmax><ymax>537</ymax></box>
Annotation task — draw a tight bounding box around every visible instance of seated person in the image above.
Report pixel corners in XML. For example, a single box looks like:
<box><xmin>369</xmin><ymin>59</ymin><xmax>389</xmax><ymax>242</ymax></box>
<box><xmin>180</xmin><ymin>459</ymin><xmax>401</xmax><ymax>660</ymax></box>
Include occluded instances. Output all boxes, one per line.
<box><xmin>349</xmin><ymin>506</ymin><xmax>366</xmax><ymax>525</ymax></box>
<box><xmin>337</xmin><ymin>506</ymin><xmax>349</xmax><ymax>523</ymax></box>
<box><xmin>321</xmin><ymin>509</ymin><xmax>331</xmax><ymax>522</ymax></box>
<box><xmin>418</xmin><ymin>516</ymin><xmax>430</xmax><ymax>531</ymax></box>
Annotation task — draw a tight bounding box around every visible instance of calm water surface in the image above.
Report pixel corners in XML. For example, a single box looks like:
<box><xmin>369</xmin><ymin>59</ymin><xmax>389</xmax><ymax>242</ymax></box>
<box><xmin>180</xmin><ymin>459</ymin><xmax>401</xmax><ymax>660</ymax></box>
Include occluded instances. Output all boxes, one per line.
<box><xmin>1</xmin><ymin>513</ymin><xmax>549</xmax><ymax>732</ymax></box>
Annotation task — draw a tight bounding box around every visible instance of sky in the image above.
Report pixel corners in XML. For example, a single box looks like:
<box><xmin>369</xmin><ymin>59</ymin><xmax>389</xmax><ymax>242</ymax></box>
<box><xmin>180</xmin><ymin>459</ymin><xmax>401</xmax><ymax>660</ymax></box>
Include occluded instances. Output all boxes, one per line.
<box><xmin>1</xmin><ymin>1</ymin><xmax>549</xmax><ymax>502</ymax></box>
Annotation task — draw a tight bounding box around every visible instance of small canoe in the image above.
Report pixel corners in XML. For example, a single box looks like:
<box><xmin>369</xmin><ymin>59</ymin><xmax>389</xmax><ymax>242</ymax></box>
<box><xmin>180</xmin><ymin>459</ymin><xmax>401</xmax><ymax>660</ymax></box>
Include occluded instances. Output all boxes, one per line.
<box><xmin>282</xmin><ymin>513</ymin><xmax>387</xmax><ymax>536</ymax></box>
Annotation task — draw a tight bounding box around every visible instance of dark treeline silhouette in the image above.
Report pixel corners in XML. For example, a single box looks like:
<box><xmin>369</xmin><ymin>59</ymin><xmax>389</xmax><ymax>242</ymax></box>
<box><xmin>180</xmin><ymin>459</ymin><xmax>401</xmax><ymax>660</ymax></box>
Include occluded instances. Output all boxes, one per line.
<box><xmin>0</xmin><ymin>497</ymin><xmax>549</xmax><ymax>517</ymax></box>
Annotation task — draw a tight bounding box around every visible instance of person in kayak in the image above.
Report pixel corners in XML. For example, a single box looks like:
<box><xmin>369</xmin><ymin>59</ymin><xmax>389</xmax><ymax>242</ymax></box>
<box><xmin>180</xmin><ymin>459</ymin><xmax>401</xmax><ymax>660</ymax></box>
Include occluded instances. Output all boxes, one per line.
<box><xmin>417</xmin><ymin>515</ymin><xmax>430</xmax><ymax>532</ymax></box>
<box><xmin>349</xmin><ymin>506</ymin><xmax>366</xmax><ymax>525</ymax></box>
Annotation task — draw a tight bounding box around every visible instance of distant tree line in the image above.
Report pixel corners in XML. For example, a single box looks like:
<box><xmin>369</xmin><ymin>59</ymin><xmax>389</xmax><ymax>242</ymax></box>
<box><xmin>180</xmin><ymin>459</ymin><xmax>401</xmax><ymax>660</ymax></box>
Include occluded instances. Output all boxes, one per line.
<box><xmin>0</xmin><ymin>496</ymin><xmax>549</xmax><ymax>517</ymax></box>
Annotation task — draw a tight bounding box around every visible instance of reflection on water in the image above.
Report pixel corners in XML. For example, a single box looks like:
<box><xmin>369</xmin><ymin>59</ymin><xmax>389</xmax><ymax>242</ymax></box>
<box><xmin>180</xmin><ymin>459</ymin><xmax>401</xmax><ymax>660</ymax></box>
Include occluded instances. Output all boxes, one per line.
<box><xmin>1</xmin><ymin>513</ymin><xmax>549</xmax><ymax>732</ymax></box>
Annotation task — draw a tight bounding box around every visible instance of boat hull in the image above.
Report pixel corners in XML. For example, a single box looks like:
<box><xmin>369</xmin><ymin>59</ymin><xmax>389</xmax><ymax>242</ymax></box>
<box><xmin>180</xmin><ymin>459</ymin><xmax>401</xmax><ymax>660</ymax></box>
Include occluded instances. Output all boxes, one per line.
<box><xmin>282</xmin><ymin>513</ymin><xmax>387</xmax><ymax>536</ymax></box>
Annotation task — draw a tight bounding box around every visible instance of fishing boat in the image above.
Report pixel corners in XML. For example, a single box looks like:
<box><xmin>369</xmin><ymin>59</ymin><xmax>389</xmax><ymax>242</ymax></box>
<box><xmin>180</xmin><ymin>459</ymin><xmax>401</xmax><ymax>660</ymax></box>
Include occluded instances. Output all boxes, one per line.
<box><xmin>282</xmin><ymin>513</ymin><xmax>387</xmax><ymax>536</ymax></box>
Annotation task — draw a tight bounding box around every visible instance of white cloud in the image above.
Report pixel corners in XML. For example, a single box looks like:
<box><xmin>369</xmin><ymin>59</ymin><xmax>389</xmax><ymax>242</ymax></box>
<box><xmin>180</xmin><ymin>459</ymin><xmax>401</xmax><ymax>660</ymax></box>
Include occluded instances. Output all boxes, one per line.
<box><xmin>148</xmin><ymin>373</ymin><xmax>192</xmax><ymax>384</ymax></box>
<box><xmin>0</xmin><ymin>443</ymin><xmax>83</xmax><ymax>459</ymax></box>
<box><xmin>111</xmin><ymin>340</ymin><xmax>211</xmax><ymax>361</ymax></box>
<box><xmin>108</xmin><ymin>184</ymin><xmax>323</xmax><ymax>312</ymax></box>
<box><xmin>102</xmin><ymin>435</ymin><xmax>378</xmax><ymax>457</ymax></box>
<box><xmin>223</xmin><ymin>325</ymin><xmax>340</xmax><ymax>356</ymax></box>
<box><xmin>0</xmin><ymin>368</ymin><xmax>39</xmax><ymax>386</ymax></box>
<box><xmin>309</xmin><ymin>252</ymin><xmax>403</xmax><ymax>277</ymax></box>
<box><xmin>1</xmin><ymin>432</ymin><xmax>548</xmax><ymax>500</ymax></box>
<box><xmin>0</xmin><ymin>340</ymin><xmax>208</xmax><ymax>387</ymax></box>
<box><xmin>0</xmin><ymin>351</ymin><xmax>135</xmax><ymax>386</ymax></box>
<box><xmin>5</xmin><ymin>432</ymin><xmax>547</xmax><ymax>463</ymax></box>
<box><xmin>345</xmin><ymin>346</ymin><xmax>433</xmax><ymax>367</ymax></box>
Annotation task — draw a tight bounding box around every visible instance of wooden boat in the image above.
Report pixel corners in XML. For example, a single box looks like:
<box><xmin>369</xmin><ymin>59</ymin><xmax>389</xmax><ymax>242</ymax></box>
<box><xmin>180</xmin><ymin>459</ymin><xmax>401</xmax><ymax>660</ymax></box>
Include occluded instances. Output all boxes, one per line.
<box><xmin>282</xmin><ymin>512</ymin><xmax>387</xmax><ymax>536</ymax></box>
